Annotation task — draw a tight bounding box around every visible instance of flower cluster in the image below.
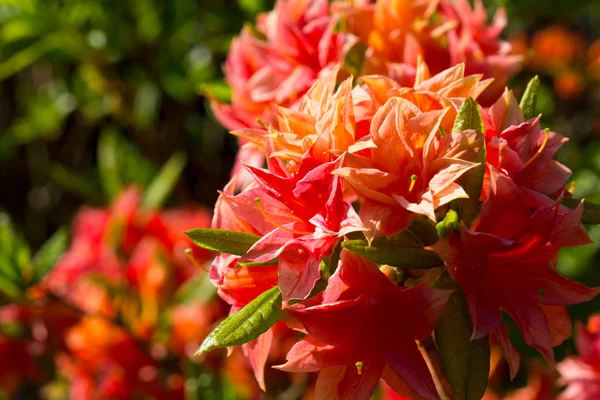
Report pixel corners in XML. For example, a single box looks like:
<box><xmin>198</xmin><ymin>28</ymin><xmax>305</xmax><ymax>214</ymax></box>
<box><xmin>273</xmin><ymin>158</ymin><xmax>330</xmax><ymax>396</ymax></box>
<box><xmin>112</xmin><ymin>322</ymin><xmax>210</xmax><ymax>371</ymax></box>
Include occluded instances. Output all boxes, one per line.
<box><xmin>211</xmin><ymin>0</ymin><xmax>523</xmax><ymax>185</ymax></box>
<box><xmin>0</xmin><ymin>188</ymin><xmax>275</xmax><ymax>399</ymax></box>
<box><xmin>194</xmin><ymin>55</ymin><xmax>600</xmax><ymax>398</ymax></box>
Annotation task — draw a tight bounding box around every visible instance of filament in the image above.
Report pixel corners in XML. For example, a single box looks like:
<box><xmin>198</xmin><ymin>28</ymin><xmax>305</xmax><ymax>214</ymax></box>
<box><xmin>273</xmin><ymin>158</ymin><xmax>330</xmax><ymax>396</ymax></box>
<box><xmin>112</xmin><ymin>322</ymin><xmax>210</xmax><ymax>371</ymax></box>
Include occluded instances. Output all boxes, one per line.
<box><xmin>409</xmin><ymin>174</ymin><xmax>418</xmax><ymax>192</ymax></box>
<box><xmin>355</xmin><ymin>361</ymin><xmax>363</xmax><ymax>375</ymax></box>
<box><xmin>522</xmin><ymin>128</ymin><xmax>550</xmax><ymax>170</ymax></box>
<box><xmin>185</xmin><ymin>248</ymin><xmax>209</xmax><ymax>272</ymax></box>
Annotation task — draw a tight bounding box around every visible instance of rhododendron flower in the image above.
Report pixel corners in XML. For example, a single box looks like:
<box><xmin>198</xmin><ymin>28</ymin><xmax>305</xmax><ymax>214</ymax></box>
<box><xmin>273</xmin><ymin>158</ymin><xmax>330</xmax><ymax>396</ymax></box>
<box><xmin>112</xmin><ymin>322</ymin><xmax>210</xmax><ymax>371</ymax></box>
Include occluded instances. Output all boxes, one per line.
<box><xmin>278</xmin><ymin>251</ymin><xmax>451</xmax><ymax>399</ymax></box>
<box><xmin>211</xmin><ymin>0</ymin><xmax>352</xmax><ymax>185</ymax></box>
<box><xmin>482</xmin><ymin>89</ymin><xmax>571</xmax><ymax>202</ymax></box>
<box><xmin>234</xmin><ymin>62</ymin><xmax>491</xmax><ymax>167</ymax></box>
<box><xmin>213</xmin><ymin>155</ymin><xmax>365</xmax><ymax>303</ymax></box>
<box><xmin>335</xmin><ymin>97</ymin><xmax>483</xmax><ymax>240</ymax></box>
<box><xmin>45</xmin><ymin>187</ymin><xmax>212</xmax><ymax>316</ymax></box>
<box><xmin>211</xmin><ymin>0</ymin><xmax>349</xmax><ymax>131</ymax></box>
<box><xmin>340</xmin><ymin>0</ymin><xmax>522</xmax><ymax>104</ymax></box>
<box><xmin>557</xmin><ymin>315</ymin><xmax>600</xmax><ymax>400</ymax></box>
<box><xmin>58</xmin><ymin>317</ymin><xmax>181</xmax><ymax>400</ymax></box>
<box><xmin>435</xmin><ymin>168</ymin><xmax>600</xmax><ymax>378</ymax></box>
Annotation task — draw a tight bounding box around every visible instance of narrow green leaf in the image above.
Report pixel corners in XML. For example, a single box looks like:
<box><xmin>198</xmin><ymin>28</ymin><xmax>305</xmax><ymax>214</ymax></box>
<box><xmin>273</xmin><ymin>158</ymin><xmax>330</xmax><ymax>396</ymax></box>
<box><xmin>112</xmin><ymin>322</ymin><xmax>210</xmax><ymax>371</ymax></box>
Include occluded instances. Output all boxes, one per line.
<box><xmin>341</xmin><ymin>238</ymin><xmax>443</xmax><ymax>269</ymax></box>
<box><xmin>49</xmin><ymin>164</ymin><xmax>103</xmax><ymax>203</ymax></box>
<box><xmin>185</xmin><ymin>229</ymin><xmax>260</xmax><ymax>256</ymax></box>
<box><xmin>452</xmin><ymin>98</ymin><xmax>486</xmax><ymax>227</ymax></box>
<box><xmin>237</xmin><ymin>257</ymin><xmax>279</xmax><ymax>268</ymax></box>
<box><xmin>98</xmin><ymin>129</ymin><xmax>123</xmax><ymax>199</ymax></box>
<box><xmin>519</xmin><ymin>76</ymin><xmax>540</xmax><ymax>121</ymax></box>
<box><xmin>560</xmin><ymin>197</ymin><xmax>600</xmax><ymax>225</ymax></box>
<box><xmin>452</xmin><ymin>97</ymin><xmax>484</xmax><ymax>133</ymax></box>
<box><xmin>200</xmin><ymin>81</ymin><xmax>232</xmax><ymax>103</ymax></box>
<box><xmin>405</xmin><ymin>217</ymin><xmax>439</xmax><ymax>246</ymax></box>
<box><xmin>0</xmin><ymin>275</ymin><xmax>23</xmax><ymax>300</ymax></box>
<box><xmin>175</xmin><ymin>273</ymin><xmax>218</xmax><ymax>305</ymax></box>
<box><xmin>197</xmin><ymin>286</ymin><xmax>281</xmax><ymax>354</ymax></box>
<box><xmin>32</xmin><ymin>227</ymin><xmax>69</xmax><ymax>284</ymax></box>
<box><xmin>343</xmin><ymin>41</ymin><xmax>368</xmax><ymax>78</ymax></box>
<box><xmin>142</xmin><ymin>152</ymin><xmax>187</xmax><ymax>210</ymax></box>
<box><xmin>435</xmin><ymin>275</ymin><xmax>490</xmax><ymax>400</ymax></box>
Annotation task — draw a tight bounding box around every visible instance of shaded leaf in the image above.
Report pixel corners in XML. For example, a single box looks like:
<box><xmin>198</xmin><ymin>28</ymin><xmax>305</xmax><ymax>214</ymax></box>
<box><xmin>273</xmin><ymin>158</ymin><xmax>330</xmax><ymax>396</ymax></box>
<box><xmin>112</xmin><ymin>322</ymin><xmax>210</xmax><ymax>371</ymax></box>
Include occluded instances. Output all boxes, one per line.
<box><xmin>32</xmin><ymin>227</ymin><xmax>69</xmax><ymax>284</ymax></box>
<box><xmin>560</xmin><ymin>197</ymin><xmax>600</xmax><ymax>225</ymax></box>
<box><xmin>196</xmin><ymin>286</ymin><xmax>281</xmax><ymax>354</ymax></box>
<box><xmin>452</xmin><ymin>97</ymin><xmax>484</xmax><ymax>133</ymax></box>
<box><xmin>343</xmin><ymin>41</ymin><xmax>368</xmax><ymax>78</ymax></box>
<box><xmin>519</xmin><ymin>75</ymin><xmax>540</xmax><ymax>121</ymax></box>
<box><xmin>142</xmin><ymin>152</ymin><xmax>187</xmax><ymax>210</ymax></box>
<box><xmin>435</xmin><ymin>275</ymin><xmax>490</xmax><ymax>400</ymax></box>
<box><xmin>186</xmin><ymin>229</ymin><xmax>260</xmax><ymax>256</ymax></box>
<box><xmin>405</xmin><ymin>217</ymin><xmax>439</xmax><ymax>246</ymax></box>
<box><xmin>341</xmin><ymin>238</ymin><xmax>443</xmax><ymax>269</ymax></box>
<box><xmin>453</xmin><ymin>98</ymin><xmax>486</xmax><ymax>227</ymax></box>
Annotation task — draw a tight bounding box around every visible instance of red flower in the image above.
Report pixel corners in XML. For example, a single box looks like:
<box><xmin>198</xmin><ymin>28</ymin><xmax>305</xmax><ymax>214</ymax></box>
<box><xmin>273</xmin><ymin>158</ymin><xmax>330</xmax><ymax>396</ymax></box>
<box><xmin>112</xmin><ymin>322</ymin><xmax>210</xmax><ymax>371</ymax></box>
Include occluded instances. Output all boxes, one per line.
<box><xmin>557</xmin><ymin>315</ymin><xmax>600</xmax><ymax>400</ymax></box>
<box><xmin>435</xmin><ymin>168</ymin><xmax>600</xmax><ymax>378</ymax></box>
<box><xmin>483</xmin><ymin>89</ymin><xmax>571</xmax><ymax>202</ymax></box>
<box><xmin>240</xmin><ymin>155</ymin><xmax>365</xmax><ymax>302</ymax></box>
<box><xmin>278</xmin><ymin>251</ymin><xmax>452</xmax><ymax>399</ymax></box>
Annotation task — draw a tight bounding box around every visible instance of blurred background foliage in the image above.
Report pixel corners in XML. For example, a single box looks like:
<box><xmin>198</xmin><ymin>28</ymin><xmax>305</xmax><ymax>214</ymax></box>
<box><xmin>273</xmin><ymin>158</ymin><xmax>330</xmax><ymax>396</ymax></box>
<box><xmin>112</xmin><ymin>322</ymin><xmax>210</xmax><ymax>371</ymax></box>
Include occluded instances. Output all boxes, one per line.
<box><xmin>0</xmin><ymin>0</ymin><xmax>599</xmax><ymax>397</ymax></box>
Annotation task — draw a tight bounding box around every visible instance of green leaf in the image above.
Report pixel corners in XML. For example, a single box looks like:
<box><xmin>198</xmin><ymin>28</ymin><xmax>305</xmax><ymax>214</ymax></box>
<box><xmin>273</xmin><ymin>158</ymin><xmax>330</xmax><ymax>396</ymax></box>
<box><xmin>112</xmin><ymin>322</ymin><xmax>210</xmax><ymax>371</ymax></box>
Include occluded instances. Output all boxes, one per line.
<box><xmin>435</xmin><ymin>274</ymin><xmax>490</xmax><ymax>400</ymax></box>
<box><xmin>98</xmin><ymin>128</ymin><xmax>157</xmax><ymax>200</ymax></box>
<box><xmin>237</xmin><ymin>257</ymin><xmax>279</xmax><ymax>268</ymax></box>
<box><xmin>0</xmin><ymin>0</ymin><xmax>35</xmax><ymax>11</ymax></box>
<box><xmin>519</xmin><ymin>76</ymin><xmax>540</xmax><ymax>120</ymax></box>
<box><xmin>452</xmin><ymin>98</ymin><xmax>486</xmax><ymax>228</ymax></box>
<box><xmin>185</xmin><ymin>229</ymin><xmax>260</xmax><ymax>256</ymax></box>
<box><xmin>196</xmin><ymin>286</ymin><xmax>281</xmax><ymax>354</ymax></box>
<box><xmin>452</xmin><ymin>97</ymin><xmax>484</xmax><ymax>133</ymax></box>
<box><xmin>97</xmin><ymin>129</ymin><xmax>123</xmax><ymax>199</ymax></box>
<box><xmin>0</xmin><ymin>214</ymin><xmax>31</xmax><ymax>300</ymax></box>
<box><xmin>341</xmin><ymin>238</ymin><xmax>443</xmax><ymax>269</ymax></box>
<box><xmin>342</xmin><ymin>41</ymin><xmax>368</xmax><ymax>78</ymax></box>
<box><xmin>560</xmin><ymin>197</ymin><xmax>600</xmax><ymax>225</ymax></box>
<box><xmin>175</xmin><ymin>273</ymin><xmax>218</xmax><ymax>305</ymax></box>
<box><xmin>31</xmin><ymin>227</ymin><xmax>69</xmax><ymax>284</ymax></box>
<box><xmin>142</xmin><ymin>152</ymin><xmax>187</xmax><ymax>210</ymax></box>
<box><xmin>405</xmin><ymin>217</ymin><xmax>439</xmax><ymax>246</ymax></box>
<box><xmin>200</xmin><ymin>81</ymin><xmax>232</xmax><ymax>103</ymax></box>
<box><xmin>49</xmin><ymin>164</ymin><xmax>103</xmax><ymax>203</ymax></box>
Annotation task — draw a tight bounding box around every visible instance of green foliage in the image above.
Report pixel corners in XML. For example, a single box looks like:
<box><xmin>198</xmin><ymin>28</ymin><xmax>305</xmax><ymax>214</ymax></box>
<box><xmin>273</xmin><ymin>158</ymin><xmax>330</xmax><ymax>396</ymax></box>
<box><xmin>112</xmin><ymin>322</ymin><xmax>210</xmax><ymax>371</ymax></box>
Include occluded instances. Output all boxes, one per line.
<box><xmin>343</xmin><ymin>41</ymin><xmax>368</xmax><ymax>78</ymax></box>
<box><xmin>186</xmin><ymin>229</ymin><xmax>260</xmax><ymax>255</ymax></box>
<box><xmin>0</xmin><ymin>214</ymin><xmax>68</xmax><ymax>300</ymax></box>
<box><xmin>435</xmin><ymin>274</ymin><xmax>490</xmax><ymax>400</ymax></box>
<box><xmin>452</xmin><ymin>98</ymin><xmax>484</xmax><ymax>134</ymax></box>
<box><xmin>520</xmin><ymin>76</ymin><xmax>540</xmax><ymax>120</ymax></box>
<box><xmin>453</xmin><ymin>98</ymin><xmax>486</xmax><ymax>228</ymax></box>
<box><xmin>142</xmin><ymin>151</ymin><xmax>187</xmax><ymax>210</ymax></box>
<box><xmin>197</xmin><ymin>286</ymin><xmax>282</xmax><ymax>354</ymax></box>
<box><xmin>342</xmin><ymin>238</ymin><xmax>444</xmax><ymax>269</ymax></box>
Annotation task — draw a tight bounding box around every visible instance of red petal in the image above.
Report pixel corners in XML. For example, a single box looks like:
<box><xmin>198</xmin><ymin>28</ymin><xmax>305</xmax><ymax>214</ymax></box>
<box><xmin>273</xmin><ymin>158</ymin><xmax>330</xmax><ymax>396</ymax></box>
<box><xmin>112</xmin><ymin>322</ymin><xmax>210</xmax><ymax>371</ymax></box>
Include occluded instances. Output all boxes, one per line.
<box><xmin>381</xmin><ymin>342</ymin><xmax>439</xmax><ymax>400</ymax></box>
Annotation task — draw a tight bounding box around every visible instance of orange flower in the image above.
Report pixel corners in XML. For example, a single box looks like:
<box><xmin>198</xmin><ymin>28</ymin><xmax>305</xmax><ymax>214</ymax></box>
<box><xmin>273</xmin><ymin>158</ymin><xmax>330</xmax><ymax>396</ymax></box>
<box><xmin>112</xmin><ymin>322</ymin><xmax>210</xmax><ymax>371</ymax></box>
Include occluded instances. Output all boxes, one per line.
<box><xmin>339</xmin><ymin>0</ymin><xmax>522</xmax><ymax>104</ymax></box>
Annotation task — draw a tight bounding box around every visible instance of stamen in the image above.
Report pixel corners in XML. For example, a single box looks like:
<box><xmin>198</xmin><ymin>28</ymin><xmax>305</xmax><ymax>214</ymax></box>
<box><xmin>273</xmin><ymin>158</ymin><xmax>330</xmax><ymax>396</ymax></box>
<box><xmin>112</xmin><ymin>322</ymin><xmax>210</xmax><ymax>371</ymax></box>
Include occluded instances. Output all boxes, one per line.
<box><xmin>355</xmin><ymin>361</ymin><xmax>363</xmax><ymax>375</ymax></box>
<box><xmin>522</xmin><ymin>128</ymin><xmax>550</xmax><ymax>170</ymax></box>
<box><xmin>185</xmin><ymin>248</ymin><xmax>209</xmax><ymax>272</ymax></box>
<box><xmin>409</xmin><ymin>174</ymin><xmax>418</xmax><ymax>192</ymax></box>
<box><xmin>255</xmin><ymin>118</ymin><xmax>268</xmax><ymax>129</ymax></box>
<box><xmin>254</xmin><ymin>197</ymin><xmax>312</xmax><ymax>235</ymax></box>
